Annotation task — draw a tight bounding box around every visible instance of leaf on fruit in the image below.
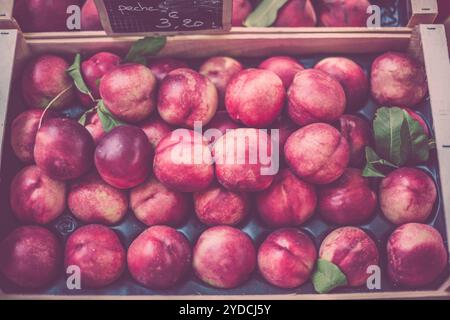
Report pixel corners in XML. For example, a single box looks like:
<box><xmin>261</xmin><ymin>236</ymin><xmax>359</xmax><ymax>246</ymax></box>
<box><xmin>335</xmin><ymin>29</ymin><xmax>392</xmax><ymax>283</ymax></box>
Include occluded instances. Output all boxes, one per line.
<box><xmin>372</xmin><ymin>107</ymin><xmax>433</xmax><ymax>168</ymax></box>
<box><xmin>243</xmin><ymin>0</ymin><xmax>289</xmax><ymax>27</ymax></box>
<box><xmin>78</xmin><ymin>107</ymin><xmax>96</xmax><ymax>126</ymax></box>
<box><xmin>97</xmin><ymin>100</ymin><xmax>124</xmax><ymax>132</ymax></box>
<box><xmin>67</xmin><ymin>53</ymin><xmax>95</xmax><ymax>102</ymax></box>
<box><xmin>125</xmin><ymin>37</ymin><xmax>167</xmax><ymax>65</ymax></box>
<box><xmin>402</xmin><ymin>109</ymin><xmax>430</xmax><ymax>163</ymax></box>
<box><xmin>374</xmin><ymin>107</ymin><xmax>407</xmax><ymax>166</ymax></box>
<box><xmin>362</xmin><ymin>146</ymin><xmax>398</xmax><ymax>178</ymax></box>
<box><xmin>78</xmin><ymin>113</ymin><xmax>88</xmax><ymax>126</ymax></box>
<box><xmin>312</xmin><ymin>259</ymin><xmax>348</xmax><ymax>294</ymax></box>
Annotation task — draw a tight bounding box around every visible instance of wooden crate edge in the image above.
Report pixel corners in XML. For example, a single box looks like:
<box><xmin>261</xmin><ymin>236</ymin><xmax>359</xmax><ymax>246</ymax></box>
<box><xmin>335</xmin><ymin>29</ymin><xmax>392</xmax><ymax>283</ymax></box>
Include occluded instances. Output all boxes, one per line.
<box><xmin>1</xmin><ymin>27</ymin><xmax>449</xmax><ymax>300</ymax></box>
<box><xmin>416</xmin><ymin>25</ymin><xmax>450</xmax><ymax>257</ymax></box>
<box><xmin>407</xmin><ymin>0</ymin><xmax>439</xmax><ymax>28</ymax></box>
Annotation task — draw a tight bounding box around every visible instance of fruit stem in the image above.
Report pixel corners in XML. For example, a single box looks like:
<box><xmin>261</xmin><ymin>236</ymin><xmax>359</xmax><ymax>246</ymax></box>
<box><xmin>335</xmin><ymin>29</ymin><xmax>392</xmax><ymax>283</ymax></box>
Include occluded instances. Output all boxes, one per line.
<box><xmin>38</xmin><ymin>84</ymin><xmax>74</xmax><ymax>129</ymax></box>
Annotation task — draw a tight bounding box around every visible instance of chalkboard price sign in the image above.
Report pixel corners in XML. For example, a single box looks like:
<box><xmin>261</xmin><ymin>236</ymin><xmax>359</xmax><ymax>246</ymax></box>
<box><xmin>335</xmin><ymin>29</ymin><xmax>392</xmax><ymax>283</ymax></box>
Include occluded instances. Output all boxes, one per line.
<box><xmin>94</xmin><ymin>0</ymin><xmax>232</xmax><ymax>35</ymax></box>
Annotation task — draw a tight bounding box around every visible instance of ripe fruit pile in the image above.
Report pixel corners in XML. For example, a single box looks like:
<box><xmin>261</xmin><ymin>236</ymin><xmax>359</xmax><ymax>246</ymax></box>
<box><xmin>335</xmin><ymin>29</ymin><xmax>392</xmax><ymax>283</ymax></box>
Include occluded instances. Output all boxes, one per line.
<box><xmin>1</xmin><ymin>48</ymin><xmax>447</xmax><ymax>293</ymax></box>
<box><xmin>235</xmin><ymin>0</ymin><xmax>372</xmax><ymax>28</ymax></box>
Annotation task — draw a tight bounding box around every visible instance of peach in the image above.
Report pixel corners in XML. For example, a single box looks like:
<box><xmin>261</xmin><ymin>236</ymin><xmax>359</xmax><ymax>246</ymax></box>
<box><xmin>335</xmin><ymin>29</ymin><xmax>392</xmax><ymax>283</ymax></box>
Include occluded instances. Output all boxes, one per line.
<box><xmin>317</xmin><ymin>0</ymin><xmax>370</xmax><ymax>27</ymax></box>
<box><xmin>138</xmin><ymin>115</ymin><xmax>172</xmax><ymax>149</ymax></box>
<box><xmin>232</xmin><ymin>0</ymin><xmax>253</xmax><ymax>26</ymax></box>
<box><xmin>127</xmin><ymin>226</ymin><xmax>191</xmax><ymax>289</ymax></box>
<box><xmin>213</xmin><ymin>128</ymin><xmax>275</xmax><ymax>192</ymax></box>
<box><xmin>258</xmin><ymin>56</ymin><xmax>305</xmax><ymax>89</ymax></box>
<box><xmin>258</xmin><ymin>229</ymin><xmax>317</xmax><ymax>288</ymax></box>
<box><xmin>34</xmin><ymin>118</ymin><xmax>94</xmax><ymax>180</ymax></box>
<box><xmin>10</xmin><ymin>109</ymin><xmax>54</xmax><ymax>163</ymax></box>
<box><xmin>0</xmin><ymin>226</ymin><xmax>61</xmax><ymax>289</ymax></box>
<box><xmin>403</xmin><ymin>108</ymin><xmax>430</xmax><ymax>136</ymax></box>
<box><xmin>338</xmin><ymin>115</ymin><xmax>372</xmax><ymax>166</ymax></box>
<box><xmin>319</xmin><ymin>227</ymin><xmax>379</xmax><ymax>287</ymax></box>
<box><xmin>270</xmin><ymin>115</ymin><xmax>298</xmax><ymax>154</ymax></box>
<box><xmin>284</xmin><ymin>123</ymin><xmax>350</xmax><ymax>184</ymax></box>
<box><xmin>130</xmin><ymin>177</ymin><xmax>190</xmax><ymax>227</ymax></box>
<box><xmin>100</xmin><ymin>63</ymin><xmax>157</xmax><ymax>123</ymax></box>
<box><xmin>64</xmin><ymin>225</ymin><xmax>126</xmax><ymax>288</ymax></box>
<box><xmin>147</xmin><ymin>58</ymin><xmax>188</xmax><ymax>82</ymax></box>
<box><xmin>287</xmin><ymin>69</ymin><xmax>346</xmax><ymax>126</ymax></box>
<box><xmin>315</xmin><ymin>57</ymin><xmax>369</xmax><ymax>110</ymax></box>
<box><xmin>68</xmin><ymin>172</ymin><xmax>128</xmax><ymax>225</ymax></box>
<box><xmin>193</xmin><ymin>226</ymin><xmax>256</xmax><ymax>288</ymax></box>
<box><xmin>13</xmin><ymin>0</ymin><xmax>80</xmax><ymax>32</ymax></box>
<box><xmin>81</xmin><ymin>52</ymin><xmax>121</xmax><ymax>99</ymax></box>
<box><xmin>153</xmin><ymin>129</ymin><xmax>214</xmax><ymax>192</ymax></box>
<box><xmin>318</xmin><ymin>168</ymin><xmax>376</xmax><ymax>225</ymax></box>
<box><xmin>274</xmin><ymin>0</ymin><xmax>317</xmax><ymax>27</ymax></box>
<box><xmin>81</xmin><ymin>0</ymin><xmax>102</xmax><ymax>31</ymax></box>
<box><xmin>10</xmin><ymin>165</ymin><xmax>66</xmax><ymax>225</ymax></box>
<box><xmin>194</xmin><ymin>183</ymin><xmax>249</xmax><ymax>226</ymax></box>
<box><xmin>95</xmin><ymin>125</ymin><xmax>153</xmax><ymax>189</ymax></box>
<box><xmin>205</xmin><ymin>111</ymin><xmax>239</xmax><ymax>144</ymax></box>
<box><xmin>199</xmin><ymin>56</ymin><xmax>243</xmax><ymax>105</ymax></box>
<box><xmin>85</xmin><ymin>112</ymin><xmax>106</xmax><ymax>144</ymax></box>
<box><xmin>225</xmin><ymin>69</ymin><xmax>285</xmax><ymax>127</ymax></box>
<box><xmin>387</xmin><ymin>223</ymin><xmax>447</xmax><ymax>287</ymax></box>
<box><xmin>21</xmin><ymin>54</ymin><xmax>75</xmax><ymax>109</ymax></box>
<box><xmin>157</xmin><ymin>68</ymin><xmax>218</xmax><ymax>128</ymax></box>
<box><xmin>379</xmin><ymin>167</ymin><xmax>437</xmax><ymax>225</ymax></box>
<box><xmin>371</xmin><ymin>52</ymin><xmax>428</xmax><ymax>107</ymax></box>
<box><xmin>256</xmin><ymin>169</ymin><xmax>317</xmax><ymax>227</ymax></box>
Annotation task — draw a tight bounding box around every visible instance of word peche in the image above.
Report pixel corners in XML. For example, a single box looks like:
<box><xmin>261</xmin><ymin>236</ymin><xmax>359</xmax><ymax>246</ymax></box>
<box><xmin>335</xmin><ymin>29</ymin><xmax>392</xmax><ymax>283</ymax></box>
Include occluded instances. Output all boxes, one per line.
<box><xmin>117</xmin><ymin>2</ymin><xmax>159</xmax><ymax>15</ymax></box>
<box><xmin>116</xmin><ymin>2</ymin><xmax>205</xmax><ymax>30</ymax></box>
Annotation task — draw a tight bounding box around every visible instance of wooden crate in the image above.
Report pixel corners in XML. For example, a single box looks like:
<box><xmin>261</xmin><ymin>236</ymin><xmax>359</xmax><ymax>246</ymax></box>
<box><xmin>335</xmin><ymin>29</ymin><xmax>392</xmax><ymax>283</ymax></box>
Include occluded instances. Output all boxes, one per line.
<box><xmin>0</xmin><ymin>0</ymin><xmax>439</xmax><ymax>39</ymax></box>
<box><xmin>0</xmin><ymin>25</ymin><xmax>449</xmax><ymax>299</ymax></box>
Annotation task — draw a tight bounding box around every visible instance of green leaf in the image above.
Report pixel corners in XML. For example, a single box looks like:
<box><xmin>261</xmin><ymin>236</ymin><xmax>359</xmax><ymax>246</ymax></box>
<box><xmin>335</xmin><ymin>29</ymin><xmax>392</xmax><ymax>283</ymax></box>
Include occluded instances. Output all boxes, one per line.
<box><xmin>125</xmin><ymin>37</ymin><xmax>167</xmax><ymax>65</ymax></box>
<box><xmin>312</xmin><ymin>259</ymin><xmax>348</xmax><ymax>294</ymax></box>
<box><xmin>78</xmin><ymin>107</ymin><xmax>97</xmax><ymax>126</ymax></box>
<box><xmin>362</xmin><ymin>163</ymin><xmax>386</xmax><ymax>178</ymax></box>
<box><xmin>374</xmin><ymin>107</ymin><xmax>407</xmax><ymax>166</ymax></box>
<box><xmin>67</xmin><ymin>53</ymin><xmax>95</xmax><ymax>101</ymax></box>
<box><xmin>243</xmin><ymin>0</ymin><xmax>289</xmax><ymax>27</ymax></box>
<box><xmin>97</xmin><ymin>100</ymin><xmax>124</xmax><ymax>132</ymax></box>
<box><xmin>402</xmin><ymin>110</ymin><xmax>430</xmax><ymax>163</ymax></box>
<box><xmin>79</xmin><ymin>113</ymin><xmax>88</xmax><ymax>126</ymax></box>
<box><xmin>366</xmin><ymin>146</ymin><xmax>398</xmax><ymax>168</ymax></box>
<box><xmin>362</xmin><ymin>146</ymin><xmax>399</xmax><ymax>178</ymax></box>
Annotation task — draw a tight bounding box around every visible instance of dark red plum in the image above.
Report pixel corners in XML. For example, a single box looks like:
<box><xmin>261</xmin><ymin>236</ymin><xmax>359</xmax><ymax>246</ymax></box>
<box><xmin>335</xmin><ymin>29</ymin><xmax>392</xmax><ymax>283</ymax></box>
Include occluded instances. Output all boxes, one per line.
<box><xmin>318</xmin><ymin>168</ymin><xmax>377</xmax><ymax>225</ymax></box>
<box><xmin>95</xmin><ymin>125</ymin><xmax>153</xmax><ymax>189</ymax></box>
<box><xmin>34</xmin><ymin>118</ymin><xmax>94</xmax><ymax>181</ymax></box>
